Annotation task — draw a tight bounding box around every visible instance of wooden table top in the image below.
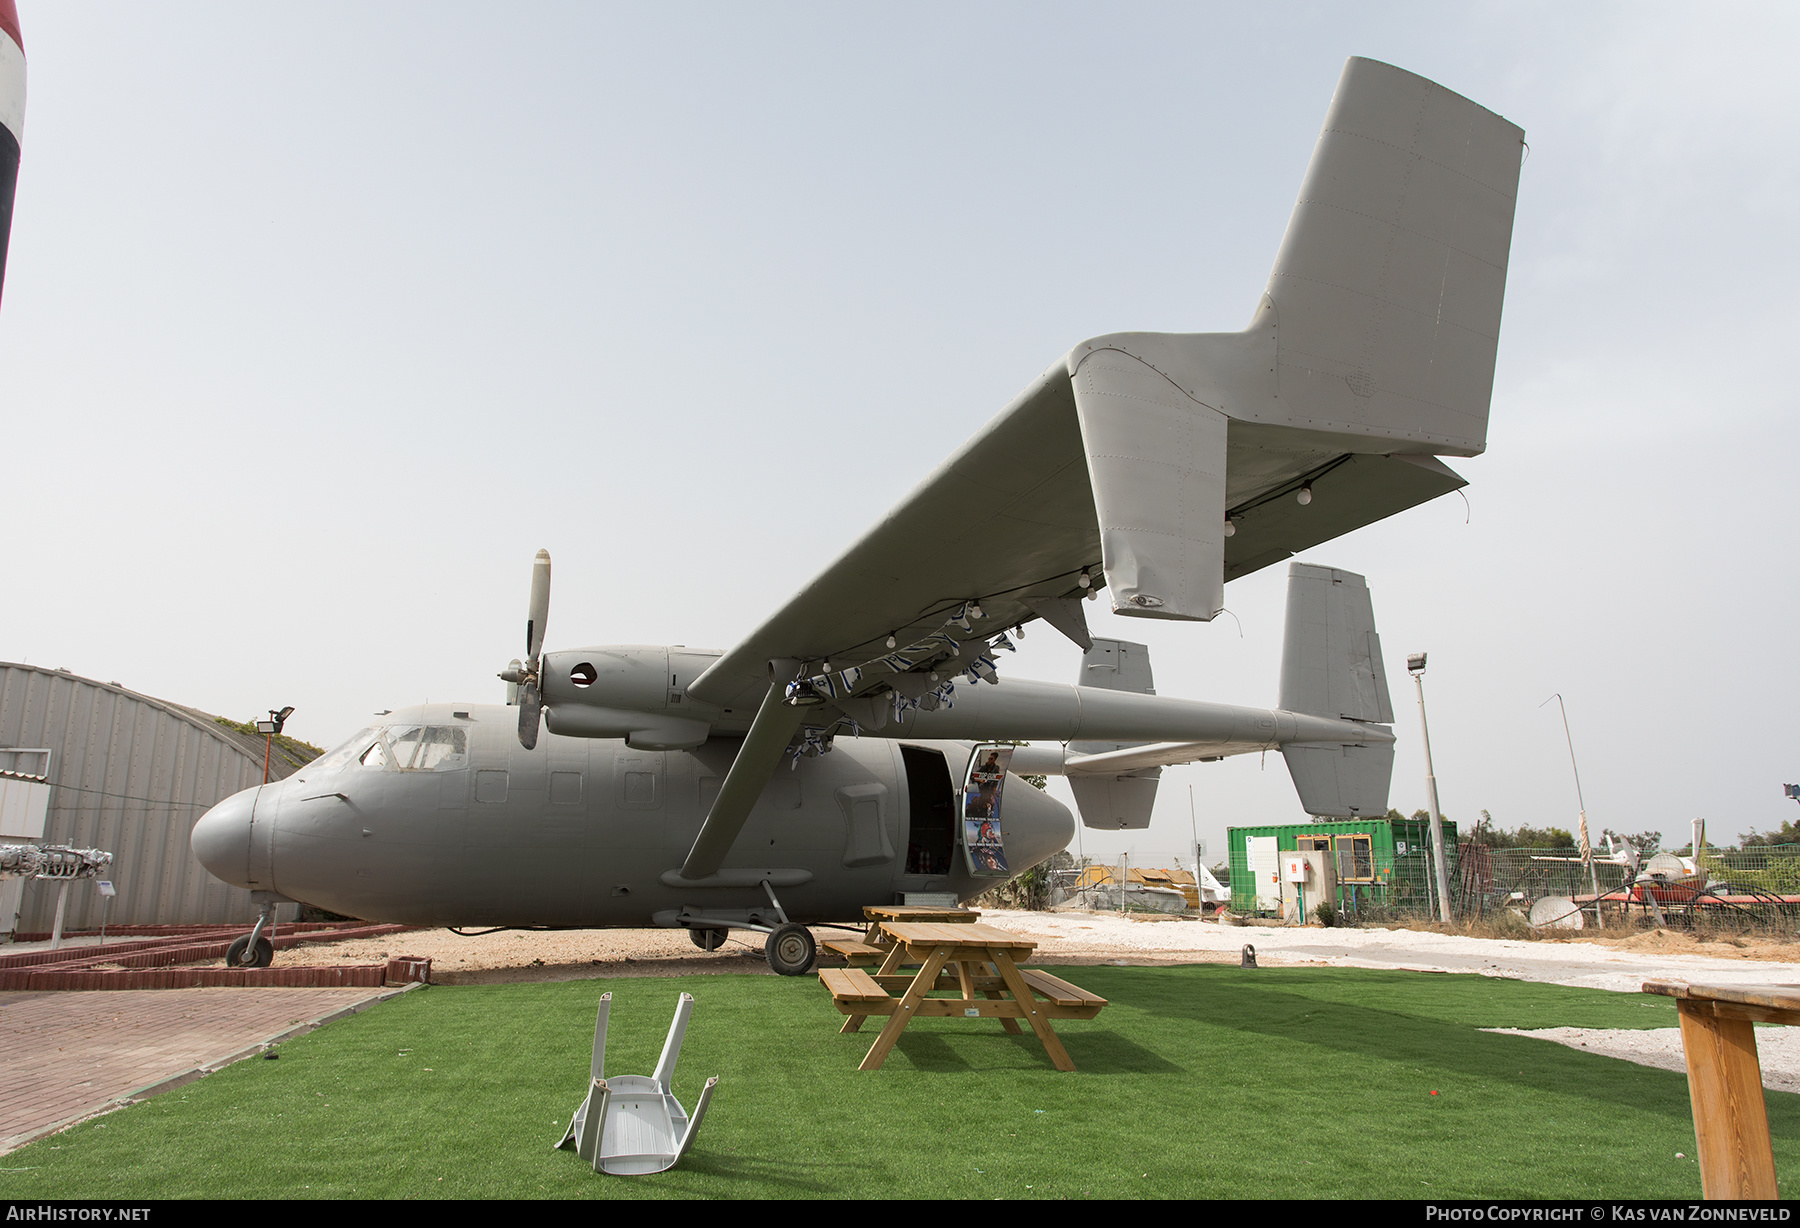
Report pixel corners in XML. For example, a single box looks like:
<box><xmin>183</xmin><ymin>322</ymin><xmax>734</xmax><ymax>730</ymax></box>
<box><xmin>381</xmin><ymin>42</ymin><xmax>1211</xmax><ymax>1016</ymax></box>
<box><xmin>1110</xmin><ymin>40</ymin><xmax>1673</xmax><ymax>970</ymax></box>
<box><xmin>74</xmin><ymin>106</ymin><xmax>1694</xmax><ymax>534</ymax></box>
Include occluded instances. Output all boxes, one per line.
<box><xmin>1643</xmin><ymin>980</ymin><xmax>1800</xmax><ymax>1016</ymax></box>
<box><xmin>863</xmin><ymin>905</ymin><xmax>979</xmax><ymax>923</ymax></box>
<box><xmin>878</xmin><ymin>921</ymin><xmax>1037</xmax><ymax>951</ymax></box>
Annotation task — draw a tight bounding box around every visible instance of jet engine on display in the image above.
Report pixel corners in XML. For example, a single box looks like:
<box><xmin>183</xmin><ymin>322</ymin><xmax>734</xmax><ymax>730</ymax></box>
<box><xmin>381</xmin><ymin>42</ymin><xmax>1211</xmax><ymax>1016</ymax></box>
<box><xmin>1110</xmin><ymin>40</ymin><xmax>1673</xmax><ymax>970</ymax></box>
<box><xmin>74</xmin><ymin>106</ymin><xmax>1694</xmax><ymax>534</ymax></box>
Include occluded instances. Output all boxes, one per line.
<box><xmin>192</xmin><ymin>58</ymin><xmax>1524</xmax><ymax>974</ymax></box>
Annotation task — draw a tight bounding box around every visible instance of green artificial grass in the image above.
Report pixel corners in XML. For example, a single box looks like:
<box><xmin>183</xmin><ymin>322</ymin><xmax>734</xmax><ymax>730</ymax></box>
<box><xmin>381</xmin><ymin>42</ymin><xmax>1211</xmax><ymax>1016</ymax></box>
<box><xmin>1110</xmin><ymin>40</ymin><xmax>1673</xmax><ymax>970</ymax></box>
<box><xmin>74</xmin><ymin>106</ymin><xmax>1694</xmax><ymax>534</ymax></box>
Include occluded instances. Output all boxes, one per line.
<box><xmin>3</xmin><ymin>965</ymin><xmax>1794</xmax><ymax>1199</ymax></box>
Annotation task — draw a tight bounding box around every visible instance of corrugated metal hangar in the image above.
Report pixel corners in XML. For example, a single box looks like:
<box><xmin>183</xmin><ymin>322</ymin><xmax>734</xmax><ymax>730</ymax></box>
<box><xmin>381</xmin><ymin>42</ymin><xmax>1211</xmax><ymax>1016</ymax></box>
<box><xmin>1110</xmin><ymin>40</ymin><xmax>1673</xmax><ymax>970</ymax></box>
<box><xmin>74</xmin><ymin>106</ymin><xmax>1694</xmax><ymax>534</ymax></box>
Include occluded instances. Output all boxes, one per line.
<box><xmin>0</xmin><ymin>662</ymin><xmax>317</xmax><ymax>936</ymax></box>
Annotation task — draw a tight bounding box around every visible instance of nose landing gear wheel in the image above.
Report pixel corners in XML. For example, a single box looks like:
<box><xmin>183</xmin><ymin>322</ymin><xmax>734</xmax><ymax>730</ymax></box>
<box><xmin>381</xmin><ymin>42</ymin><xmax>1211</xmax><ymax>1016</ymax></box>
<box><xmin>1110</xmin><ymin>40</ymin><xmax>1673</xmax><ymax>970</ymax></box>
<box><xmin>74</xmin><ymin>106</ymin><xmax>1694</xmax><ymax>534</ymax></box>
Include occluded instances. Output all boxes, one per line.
<box><xmin>764</xmin><ymin>923</ymin><xmax>815</xmax><ymax>976</ymax></box>
<box><xmin>226</xmin><ymin>935</ymin><xmax>274</xmax><ymax>968</ymax></box>
<box><xmin>688</xmin><ymin>927</ymin><xmax>727</xmax><ymax>952</ymax></box>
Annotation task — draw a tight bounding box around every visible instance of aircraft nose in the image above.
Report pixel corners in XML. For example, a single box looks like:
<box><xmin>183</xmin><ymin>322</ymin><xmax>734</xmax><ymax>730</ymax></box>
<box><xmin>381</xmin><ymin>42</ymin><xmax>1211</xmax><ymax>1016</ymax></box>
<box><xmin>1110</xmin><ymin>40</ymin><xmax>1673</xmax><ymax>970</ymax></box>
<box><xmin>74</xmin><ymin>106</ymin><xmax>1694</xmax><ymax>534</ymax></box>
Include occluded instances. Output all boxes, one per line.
<box><xmin>191</xmin><ymin>786</ymin><xmax>258</xmax><ymax>888</ymax></box>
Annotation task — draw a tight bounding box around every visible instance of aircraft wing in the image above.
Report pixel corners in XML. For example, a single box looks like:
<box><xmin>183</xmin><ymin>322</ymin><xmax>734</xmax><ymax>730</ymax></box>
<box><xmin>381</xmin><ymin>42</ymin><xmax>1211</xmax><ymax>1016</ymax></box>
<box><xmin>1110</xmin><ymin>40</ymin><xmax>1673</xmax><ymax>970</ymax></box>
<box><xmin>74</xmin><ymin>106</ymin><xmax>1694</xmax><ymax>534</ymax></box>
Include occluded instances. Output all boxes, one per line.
<box><xmin>678</xmin><ymin>57</ymin><xmax>1522</xmax><ymax>877</ymax></box>
<box><xmin>691</xmin><ymin>57</ymin><xmax>1517</xmax><ymax>712</ymax></box>
<box><xmin>688</xmin><ymin>365</ymin><xmax>1098</xmax><ymax>711</ymax></box>
<box><xmin>687</xmin><ymin>384</ymin><xmax>1469</xmax><ymax>712</ymax></box>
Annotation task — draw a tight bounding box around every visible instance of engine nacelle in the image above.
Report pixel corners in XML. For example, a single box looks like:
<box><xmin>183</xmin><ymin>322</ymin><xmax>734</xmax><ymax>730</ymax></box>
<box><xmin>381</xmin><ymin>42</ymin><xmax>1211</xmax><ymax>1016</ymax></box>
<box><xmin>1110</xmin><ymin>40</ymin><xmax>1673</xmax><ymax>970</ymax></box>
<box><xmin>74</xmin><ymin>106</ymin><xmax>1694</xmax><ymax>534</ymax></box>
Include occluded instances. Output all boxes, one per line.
<box><xmin>539</xmin><ymin>646</ymin><xmax>719</xmax><ymax>749</ymax></box>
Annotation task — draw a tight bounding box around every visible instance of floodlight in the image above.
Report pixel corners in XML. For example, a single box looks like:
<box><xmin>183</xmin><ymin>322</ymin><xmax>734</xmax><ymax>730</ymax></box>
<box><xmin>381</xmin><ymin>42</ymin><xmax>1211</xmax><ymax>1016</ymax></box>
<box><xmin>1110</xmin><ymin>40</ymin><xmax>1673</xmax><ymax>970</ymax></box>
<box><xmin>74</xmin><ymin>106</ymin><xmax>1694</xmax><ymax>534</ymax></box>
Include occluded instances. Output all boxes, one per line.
<box><xmin>1407</xmin><ymin>652</ymin><xmax>1427</xmax><ymax>674</ymax></box>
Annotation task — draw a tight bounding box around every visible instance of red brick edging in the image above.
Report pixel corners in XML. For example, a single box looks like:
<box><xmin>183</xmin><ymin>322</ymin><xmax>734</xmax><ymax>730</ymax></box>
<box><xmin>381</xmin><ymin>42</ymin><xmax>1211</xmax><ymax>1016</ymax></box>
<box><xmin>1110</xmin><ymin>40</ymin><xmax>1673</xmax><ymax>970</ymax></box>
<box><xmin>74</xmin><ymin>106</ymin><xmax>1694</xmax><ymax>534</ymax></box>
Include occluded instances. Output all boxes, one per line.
<box><xmin>0</xmin><ymin>924</ymin><xmax>431</xmax><ymax>991</ymax></box>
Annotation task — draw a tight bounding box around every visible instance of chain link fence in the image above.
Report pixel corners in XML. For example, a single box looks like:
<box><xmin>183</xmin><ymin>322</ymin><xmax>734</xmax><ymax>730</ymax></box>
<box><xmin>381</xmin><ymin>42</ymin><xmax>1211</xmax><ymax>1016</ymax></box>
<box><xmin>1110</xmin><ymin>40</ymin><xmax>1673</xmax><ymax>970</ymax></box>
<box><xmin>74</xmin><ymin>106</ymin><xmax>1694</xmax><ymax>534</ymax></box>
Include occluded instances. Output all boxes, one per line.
<box><xmin>1231</xmin><ymin>841</ymin><xmax>1800</xmax><ymax>935</ymax></box>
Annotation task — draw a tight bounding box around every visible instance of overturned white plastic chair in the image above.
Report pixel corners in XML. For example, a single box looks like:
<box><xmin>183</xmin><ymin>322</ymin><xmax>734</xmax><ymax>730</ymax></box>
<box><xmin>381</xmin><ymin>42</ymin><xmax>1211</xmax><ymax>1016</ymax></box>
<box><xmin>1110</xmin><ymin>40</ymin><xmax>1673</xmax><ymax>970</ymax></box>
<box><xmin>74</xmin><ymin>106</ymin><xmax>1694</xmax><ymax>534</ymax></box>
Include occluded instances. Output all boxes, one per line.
<box><xmin>554</xmin><ymin>992</ymin><xmax>719</xmax><ymax>1175</ymax></box>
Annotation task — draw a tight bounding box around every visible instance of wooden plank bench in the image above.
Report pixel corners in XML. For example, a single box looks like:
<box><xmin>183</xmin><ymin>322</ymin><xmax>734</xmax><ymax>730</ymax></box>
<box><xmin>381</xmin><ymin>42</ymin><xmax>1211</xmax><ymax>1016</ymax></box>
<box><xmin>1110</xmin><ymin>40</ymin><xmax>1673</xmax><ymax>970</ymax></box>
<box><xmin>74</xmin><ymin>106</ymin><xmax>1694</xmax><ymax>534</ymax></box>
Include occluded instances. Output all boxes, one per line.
<box><xmin>1019</xmin><ymin>969</ymin><xmax>1108</xmax><ymax>1018</ymax></box>
<box><xmin>820</xmin><ymin>939</ymin><xmax>886</xmax><ymax>966</ymax></box>
<box><xmin>817</xmin><ymin>966</ymin><xmax>892</xmax><ymax>1009</ymax></box>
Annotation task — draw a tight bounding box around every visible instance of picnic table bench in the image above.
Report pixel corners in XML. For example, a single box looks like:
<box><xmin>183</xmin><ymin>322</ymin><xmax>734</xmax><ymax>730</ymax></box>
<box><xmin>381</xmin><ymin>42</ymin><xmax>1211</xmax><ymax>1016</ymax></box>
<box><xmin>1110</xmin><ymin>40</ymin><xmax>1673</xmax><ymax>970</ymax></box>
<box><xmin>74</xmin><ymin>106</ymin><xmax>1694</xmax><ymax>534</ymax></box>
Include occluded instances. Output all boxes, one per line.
<box><xmin>818</xmin><ymin>921</ymin><xmax>1105</xmax><ymax>1071</ymax></box>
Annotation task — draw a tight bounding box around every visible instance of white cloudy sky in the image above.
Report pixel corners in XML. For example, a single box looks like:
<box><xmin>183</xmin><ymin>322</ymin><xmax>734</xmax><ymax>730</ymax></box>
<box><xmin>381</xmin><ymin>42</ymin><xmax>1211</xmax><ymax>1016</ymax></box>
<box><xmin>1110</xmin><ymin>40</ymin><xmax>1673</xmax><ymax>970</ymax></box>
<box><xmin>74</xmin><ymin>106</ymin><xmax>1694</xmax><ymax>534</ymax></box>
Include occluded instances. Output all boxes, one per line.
<box><xmin>2</xmin><ymin>3</ymin><xmax>1795</xmax><ymax>865</ymax></box>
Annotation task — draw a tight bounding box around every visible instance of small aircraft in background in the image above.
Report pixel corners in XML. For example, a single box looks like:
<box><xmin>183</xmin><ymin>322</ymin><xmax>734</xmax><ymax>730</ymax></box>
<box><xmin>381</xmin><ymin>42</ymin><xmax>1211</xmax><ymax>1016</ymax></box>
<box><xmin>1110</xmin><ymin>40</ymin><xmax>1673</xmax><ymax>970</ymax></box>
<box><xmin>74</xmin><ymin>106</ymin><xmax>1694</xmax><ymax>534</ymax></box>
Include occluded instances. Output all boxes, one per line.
<box><xmin>194</xmin><ymin>57</ymin><xmax>1524</xmax><ymax>974</ymax></box>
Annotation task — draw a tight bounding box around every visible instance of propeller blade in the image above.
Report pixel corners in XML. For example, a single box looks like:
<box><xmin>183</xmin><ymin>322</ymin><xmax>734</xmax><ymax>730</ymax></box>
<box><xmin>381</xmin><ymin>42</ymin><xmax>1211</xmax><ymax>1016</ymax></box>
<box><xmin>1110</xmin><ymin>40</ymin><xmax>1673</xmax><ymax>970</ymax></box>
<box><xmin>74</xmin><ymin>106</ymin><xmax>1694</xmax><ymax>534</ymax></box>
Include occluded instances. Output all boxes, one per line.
<box><xmin>526</xmin><ymin>548</ymin><xmax>551</xmax><ymax>665</ymax></box>
<box><xmin>518</xmin><ymin>679</ymin><xmax>543</xmax><ymax>750</ymax></box>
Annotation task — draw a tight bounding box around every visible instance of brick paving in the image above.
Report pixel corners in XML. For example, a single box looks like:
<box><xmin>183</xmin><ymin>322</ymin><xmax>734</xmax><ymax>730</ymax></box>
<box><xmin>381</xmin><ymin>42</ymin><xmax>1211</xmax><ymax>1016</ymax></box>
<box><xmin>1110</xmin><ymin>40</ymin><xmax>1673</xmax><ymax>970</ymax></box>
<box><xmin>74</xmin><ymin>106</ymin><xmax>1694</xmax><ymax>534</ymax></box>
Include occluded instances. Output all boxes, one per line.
<box><xmin>0</xmin><ymin>986</ymin><xmax>404</xmax><ymax>1152</ymax></box>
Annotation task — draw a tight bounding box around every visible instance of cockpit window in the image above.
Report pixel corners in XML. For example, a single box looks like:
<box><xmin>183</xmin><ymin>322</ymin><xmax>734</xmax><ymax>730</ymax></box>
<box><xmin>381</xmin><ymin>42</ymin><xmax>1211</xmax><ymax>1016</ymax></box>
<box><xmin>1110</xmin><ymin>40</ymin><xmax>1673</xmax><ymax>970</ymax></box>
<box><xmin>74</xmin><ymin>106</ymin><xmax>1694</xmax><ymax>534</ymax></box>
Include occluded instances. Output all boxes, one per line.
<box><xmin>306</xmin><ymin>727</ymin><xmax>378</xmax><ymax>775</ymax></box>
<box><xmin>385</xmin><ymin>726</ymin><xmax>424</xmax><ymax>765</ymax></box>
<box><xmin>413</xmin><ymin>726</ymin><xmax>467</xmax><ymax>771</ymax></box>
<box><xmin>306</xmin><ymin>724</ymin><xmax>468</xmax><ymax>775</ymax></box>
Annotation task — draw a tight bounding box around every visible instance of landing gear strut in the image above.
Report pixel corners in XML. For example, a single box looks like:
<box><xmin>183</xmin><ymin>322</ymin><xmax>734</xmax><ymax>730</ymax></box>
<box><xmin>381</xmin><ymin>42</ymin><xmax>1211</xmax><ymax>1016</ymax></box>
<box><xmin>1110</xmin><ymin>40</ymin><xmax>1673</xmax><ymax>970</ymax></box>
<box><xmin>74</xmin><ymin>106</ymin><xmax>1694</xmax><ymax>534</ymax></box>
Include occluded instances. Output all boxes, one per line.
<box><xmin>226</xmin><ymin>934</ymin><xmax>274</xmax><ymax>968</ymax></box>
<box><xmin>229</xmin><ymin>895</ymin><xmax>281</xmax><ymax>968</ymax></box>
<box><xmin>675</xmin><ymin>879</ymin><xmax>817</xmax><ymax>975</ymax></box>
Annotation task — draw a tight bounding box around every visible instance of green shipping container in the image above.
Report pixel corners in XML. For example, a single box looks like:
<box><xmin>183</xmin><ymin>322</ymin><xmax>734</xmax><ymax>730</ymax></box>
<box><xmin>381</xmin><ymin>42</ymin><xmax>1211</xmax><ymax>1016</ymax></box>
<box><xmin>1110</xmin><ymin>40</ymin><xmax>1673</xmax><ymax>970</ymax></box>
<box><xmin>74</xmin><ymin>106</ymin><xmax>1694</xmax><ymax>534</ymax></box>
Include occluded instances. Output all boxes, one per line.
<box><xmin>1227</xmin><ymin>816</ymin><xmax>1458</xmax><ymax>918</ymax></box>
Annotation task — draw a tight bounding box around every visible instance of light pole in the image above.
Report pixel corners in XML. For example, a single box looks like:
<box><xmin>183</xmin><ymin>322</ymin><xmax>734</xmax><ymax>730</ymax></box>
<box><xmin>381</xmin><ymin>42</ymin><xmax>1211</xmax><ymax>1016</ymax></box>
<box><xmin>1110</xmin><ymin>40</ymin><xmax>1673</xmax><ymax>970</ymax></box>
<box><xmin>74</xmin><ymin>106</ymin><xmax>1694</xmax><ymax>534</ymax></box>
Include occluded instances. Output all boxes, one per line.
<box><xmin>257</xmin><ymin>706</ymin><xmax>295</xmax><ymax>784</ymax></box>
<box><xmin>1407</xmin><ymin>653</ymin><xmax>1453</xmax><ymax>923</ymax></box>
<box><xmin>1542</xmin><ymin>693</ymin><xmax>1603</xmax><ymax>929</ymax></box>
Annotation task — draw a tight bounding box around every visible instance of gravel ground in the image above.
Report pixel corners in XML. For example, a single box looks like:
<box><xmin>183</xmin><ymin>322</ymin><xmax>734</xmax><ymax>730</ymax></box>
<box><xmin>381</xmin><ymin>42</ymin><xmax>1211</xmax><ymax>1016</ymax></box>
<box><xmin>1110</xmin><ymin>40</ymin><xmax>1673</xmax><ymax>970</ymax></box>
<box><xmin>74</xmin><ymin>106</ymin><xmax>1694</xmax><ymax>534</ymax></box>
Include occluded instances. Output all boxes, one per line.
<box><xmin>233</xmin><ymin>909</ymin><xmax>1800</xmax><ymax>1090</ymax></box>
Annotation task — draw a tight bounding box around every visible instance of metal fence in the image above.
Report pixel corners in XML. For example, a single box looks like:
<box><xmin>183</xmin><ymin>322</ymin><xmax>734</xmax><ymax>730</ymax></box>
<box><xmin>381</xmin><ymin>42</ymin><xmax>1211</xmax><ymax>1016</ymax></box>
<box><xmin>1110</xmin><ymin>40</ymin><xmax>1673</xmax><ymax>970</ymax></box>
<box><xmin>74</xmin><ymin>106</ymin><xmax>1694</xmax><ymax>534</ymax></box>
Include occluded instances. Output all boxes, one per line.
<box><xmin>1230</xmin><ymin>841</ymin><xmax>1800</xmax><ymax>935</ymax></box>
<box><xmin>1454</xmin><ymin>843</ymin><xmax>1800</xmax><ymax>932</ymax></box>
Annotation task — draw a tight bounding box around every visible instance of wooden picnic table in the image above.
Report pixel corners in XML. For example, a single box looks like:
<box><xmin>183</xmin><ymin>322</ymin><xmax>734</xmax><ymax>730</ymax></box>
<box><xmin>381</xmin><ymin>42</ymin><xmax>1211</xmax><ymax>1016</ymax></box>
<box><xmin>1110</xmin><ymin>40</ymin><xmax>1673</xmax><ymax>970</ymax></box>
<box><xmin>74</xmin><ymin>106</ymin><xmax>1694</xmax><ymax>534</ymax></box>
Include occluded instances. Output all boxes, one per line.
<box><xmin>818</xmin><ymin>921</ymin><xmax>1105</xmax><ymax>1072</ymax></box>
<box><xmin>822</xmin><ymin>905</ymin><xmax>980</xmax><ymax>966</ymax></box>
<box><xmin>1642</xmin><ymin>979</ymin><xmax>1800</xmax><ymax>1199</ymax></box>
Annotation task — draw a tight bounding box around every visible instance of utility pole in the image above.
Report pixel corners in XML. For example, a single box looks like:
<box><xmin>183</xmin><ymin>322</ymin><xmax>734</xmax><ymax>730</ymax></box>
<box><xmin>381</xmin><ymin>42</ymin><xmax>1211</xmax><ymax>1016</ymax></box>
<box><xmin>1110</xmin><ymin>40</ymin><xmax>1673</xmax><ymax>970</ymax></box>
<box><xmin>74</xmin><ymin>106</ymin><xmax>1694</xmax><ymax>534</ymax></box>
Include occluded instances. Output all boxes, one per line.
<box><xmin>1407</xmin><ymin>654</ymin><xmax>1453</xmax><ymax>923</ymax></box>
<box><xmin>1542</xmin><ymin>694</ymin><xmax>1603</xmax><ymax>930</ymax></box>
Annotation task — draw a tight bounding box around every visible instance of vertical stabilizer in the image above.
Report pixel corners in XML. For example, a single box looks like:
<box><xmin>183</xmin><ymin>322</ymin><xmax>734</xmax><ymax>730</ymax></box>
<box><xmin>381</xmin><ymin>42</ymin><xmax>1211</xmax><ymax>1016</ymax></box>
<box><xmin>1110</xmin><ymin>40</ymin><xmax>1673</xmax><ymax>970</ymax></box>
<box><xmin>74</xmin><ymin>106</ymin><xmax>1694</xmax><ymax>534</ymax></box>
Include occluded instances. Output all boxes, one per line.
<box><xmin>1060</xmin><ymin>58</ymin><xmax>1522</xmax><ymax>620</ymax></box>
<box><xmin>1264</xmin><ymin>57</ymin><xmax>1524</xmax><ymax>454</ymax></box>
<box><xmin>1070</xmin><ymin>639</ymin><xmax>1162</xmax><ymax>829</ymax></box>
<box><xmin>1278</xmin><ymin>563</ymin><xmax>1393</xmax><ymax>723</ymax></box>
<box><xmin>1278</xmin><ymin>563</ymin><xmax>1394</xmax><ymax>816</ymax></box>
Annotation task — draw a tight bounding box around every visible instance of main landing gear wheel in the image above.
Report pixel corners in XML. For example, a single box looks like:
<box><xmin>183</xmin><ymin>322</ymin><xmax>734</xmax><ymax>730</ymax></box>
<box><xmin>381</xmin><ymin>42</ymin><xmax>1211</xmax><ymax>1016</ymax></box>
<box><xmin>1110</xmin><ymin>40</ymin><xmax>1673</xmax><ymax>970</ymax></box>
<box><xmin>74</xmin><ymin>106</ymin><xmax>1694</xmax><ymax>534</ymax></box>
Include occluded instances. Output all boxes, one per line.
<box><xmin>765</xmin><ymin>923</ymin><xmax>815</xmax><ymax>976</ymax></box>
<box><xmin>689</xmin><ymin>927</ymin><xmax>728</xmax><ymax>952</ymax></box>
<box><xmin>226</xmin><ymin>935</ymin><xmax>274</xmax><ymax>968</ymax></box>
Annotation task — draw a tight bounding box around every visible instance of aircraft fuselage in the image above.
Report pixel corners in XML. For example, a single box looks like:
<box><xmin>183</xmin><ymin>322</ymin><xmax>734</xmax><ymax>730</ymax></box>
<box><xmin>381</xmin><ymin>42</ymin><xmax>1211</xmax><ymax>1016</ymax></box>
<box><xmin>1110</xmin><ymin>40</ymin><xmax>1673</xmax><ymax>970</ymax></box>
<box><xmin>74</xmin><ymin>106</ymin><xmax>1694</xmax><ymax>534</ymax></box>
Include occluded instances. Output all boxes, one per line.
<box><xmin>193</xmin><ymin>702</ymin><xmax>1074</xmax><ymax>929</ymax></box>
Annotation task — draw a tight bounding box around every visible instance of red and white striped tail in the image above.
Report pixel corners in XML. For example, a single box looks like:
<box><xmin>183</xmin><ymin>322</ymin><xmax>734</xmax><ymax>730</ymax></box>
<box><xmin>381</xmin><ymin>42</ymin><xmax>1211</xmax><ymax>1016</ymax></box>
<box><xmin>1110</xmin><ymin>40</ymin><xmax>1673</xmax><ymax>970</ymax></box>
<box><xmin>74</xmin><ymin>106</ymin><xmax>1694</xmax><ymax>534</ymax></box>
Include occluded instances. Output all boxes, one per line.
<box><xmin>0</xmin><ymin>0</ymin><xmax>23</xmax><ymax>308</ymax></box>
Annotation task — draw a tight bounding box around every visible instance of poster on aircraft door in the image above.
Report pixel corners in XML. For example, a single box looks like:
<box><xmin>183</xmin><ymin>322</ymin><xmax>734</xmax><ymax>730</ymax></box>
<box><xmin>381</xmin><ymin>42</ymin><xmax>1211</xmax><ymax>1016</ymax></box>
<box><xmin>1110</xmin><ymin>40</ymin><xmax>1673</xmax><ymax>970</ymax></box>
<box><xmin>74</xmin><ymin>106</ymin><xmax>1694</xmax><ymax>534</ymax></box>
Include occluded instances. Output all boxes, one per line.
<box><xmin>960</xmin><ymin>744</ymin><xmax>1013</xmax><ymax>878</ymax></box>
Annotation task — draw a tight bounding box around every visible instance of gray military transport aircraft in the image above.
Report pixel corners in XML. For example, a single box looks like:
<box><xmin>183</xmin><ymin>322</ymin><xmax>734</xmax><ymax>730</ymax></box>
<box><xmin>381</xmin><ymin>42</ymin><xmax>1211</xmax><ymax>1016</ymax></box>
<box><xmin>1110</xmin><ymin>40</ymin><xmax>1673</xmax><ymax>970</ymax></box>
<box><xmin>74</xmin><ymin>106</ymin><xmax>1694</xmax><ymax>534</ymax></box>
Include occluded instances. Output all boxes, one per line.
<box><xmin>192</xmin><ymin>57</ymin><xmax>1524</xmax><ymax>974</ymax></box>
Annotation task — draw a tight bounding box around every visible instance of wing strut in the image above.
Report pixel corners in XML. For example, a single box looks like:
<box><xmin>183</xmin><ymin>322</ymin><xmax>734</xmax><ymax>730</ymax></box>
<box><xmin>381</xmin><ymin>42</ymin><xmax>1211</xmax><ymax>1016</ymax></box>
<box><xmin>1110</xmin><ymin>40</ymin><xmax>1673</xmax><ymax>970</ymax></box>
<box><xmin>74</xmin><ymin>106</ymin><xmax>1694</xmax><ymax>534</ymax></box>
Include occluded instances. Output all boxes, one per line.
<box><xmin>678</xmin><ymin>677</ymin><xmax>805</xmax><ymax>881</ymax></box>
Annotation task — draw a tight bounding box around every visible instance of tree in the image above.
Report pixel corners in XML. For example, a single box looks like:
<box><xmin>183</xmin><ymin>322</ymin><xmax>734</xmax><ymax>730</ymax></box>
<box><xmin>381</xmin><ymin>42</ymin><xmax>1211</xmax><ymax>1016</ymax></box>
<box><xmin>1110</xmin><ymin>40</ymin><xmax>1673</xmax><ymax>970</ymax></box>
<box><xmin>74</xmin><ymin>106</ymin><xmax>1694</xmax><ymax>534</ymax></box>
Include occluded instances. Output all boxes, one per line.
<box><xmin>1738</xmin><ymin>819</ymin><xmax>1800</xmax><ymax>848</ymax></box>
<box><xmin>1461</xmin><ymin>811</ymin><xmax>1574</xmax><ymax>849</ymax></box>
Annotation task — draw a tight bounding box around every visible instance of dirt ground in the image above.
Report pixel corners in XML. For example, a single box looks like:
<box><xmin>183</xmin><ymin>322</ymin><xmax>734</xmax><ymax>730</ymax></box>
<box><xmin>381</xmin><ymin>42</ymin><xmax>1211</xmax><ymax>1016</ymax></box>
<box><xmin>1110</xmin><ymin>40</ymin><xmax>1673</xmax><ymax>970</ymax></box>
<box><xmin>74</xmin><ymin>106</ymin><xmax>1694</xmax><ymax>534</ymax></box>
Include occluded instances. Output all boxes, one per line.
<box><xmin>218</xmin><ymin>911</ymin><xmax>1257</xmax><ymax>985</ymax></box>
<box><xmin>213</xmin><ymin>908</ymin><xmax>1800</xmax><ymax>984</ymax></box>
<box><xmin>187</xmin><ymin>909</ymin><xmax>1800</xmax><ymax>1089</ymax></box>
